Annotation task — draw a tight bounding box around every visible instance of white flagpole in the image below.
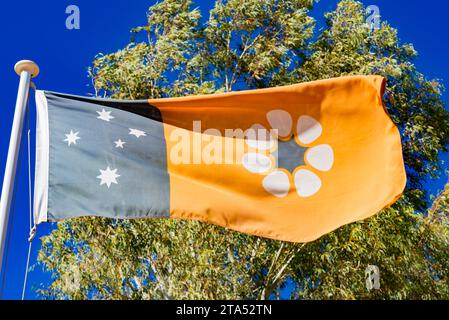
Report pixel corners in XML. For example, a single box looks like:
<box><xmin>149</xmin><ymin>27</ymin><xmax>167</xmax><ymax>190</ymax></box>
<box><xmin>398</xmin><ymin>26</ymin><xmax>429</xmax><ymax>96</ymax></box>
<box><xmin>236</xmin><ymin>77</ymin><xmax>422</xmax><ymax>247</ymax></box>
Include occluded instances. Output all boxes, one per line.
<box><xmin>0</xmin><ymin>60</ymin><xmax>39</xmax><ymax>274</ymax></box>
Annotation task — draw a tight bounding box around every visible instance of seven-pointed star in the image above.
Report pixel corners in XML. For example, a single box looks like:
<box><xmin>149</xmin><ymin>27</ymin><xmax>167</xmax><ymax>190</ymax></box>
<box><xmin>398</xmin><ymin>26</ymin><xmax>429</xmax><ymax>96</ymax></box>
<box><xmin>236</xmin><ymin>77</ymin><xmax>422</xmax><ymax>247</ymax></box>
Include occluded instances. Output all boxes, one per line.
<box><xmin>97</xmin><ymin>109</ymin><xmax>115</xmax><ymax>122</ymax></box>
<box><xmin>129</xmin><ymin>128</ymin><xmax>147</xmax><ymax>138</ymax></box>
<box><xmin>97</xmin><ymin>166</ymin><xmax>120</xmax><ymax>188</ymax></box>
<box><xmin>64</xmin><ymin>130</ymin><xmax>80</xmax><ymax>146</ymax></box>
<box><xmin>114</xmin><ymin>139</ymin><xmax>126</xmax><ymax>149</ymax></box>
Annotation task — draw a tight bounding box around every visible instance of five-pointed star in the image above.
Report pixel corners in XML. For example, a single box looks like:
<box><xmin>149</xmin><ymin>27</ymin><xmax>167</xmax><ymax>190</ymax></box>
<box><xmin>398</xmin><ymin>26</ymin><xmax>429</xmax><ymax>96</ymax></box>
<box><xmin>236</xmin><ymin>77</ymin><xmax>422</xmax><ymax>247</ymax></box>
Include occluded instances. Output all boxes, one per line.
<box><xmin>114</xmin><ymin>139</ymin><xmax>126</xmax><ymax>149</ymax></box>
<box><xmin>64</xmin><ymin>130</ymin><xmax>80</xmax><ymax>146</ymax></box>
<box><xmin>97</xmin><ymin>166</ymin><xmax>120</xmax><ymax>188</ymax></box>
<box><xmin>129</xmin><ymin>128</ymin><xmax>147</xmax><ymax>138</ymax></box>
<box><xmin>97</xmin><ymin>109</ymin><xmax>115</xmax><ymax>122</ymax></box>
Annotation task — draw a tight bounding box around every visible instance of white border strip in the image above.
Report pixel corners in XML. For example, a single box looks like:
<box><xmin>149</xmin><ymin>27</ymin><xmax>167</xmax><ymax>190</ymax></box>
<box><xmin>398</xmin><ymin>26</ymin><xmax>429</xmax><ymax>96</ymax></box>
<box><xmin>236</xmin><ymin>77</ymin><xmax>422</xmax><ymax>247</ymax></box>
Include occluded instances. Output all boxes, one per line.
<box><xmin>34</xmin><ymin>90</ymin><xmax>49</xmax><ymax>223</ymax></box>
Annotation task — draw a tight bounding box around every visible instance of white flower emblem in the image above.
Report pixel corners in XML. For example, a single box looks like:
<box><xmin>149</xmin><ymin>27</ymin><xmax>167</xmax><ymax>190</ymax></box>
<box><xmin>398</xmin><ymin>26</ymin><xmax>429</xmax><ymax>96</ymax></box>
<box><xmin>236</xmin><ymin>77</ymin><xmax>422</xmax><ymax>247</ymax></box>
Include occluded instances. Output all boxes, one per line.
<box><xmin>242</xmin><ymin>110</ymin><xmax>334</xmax><ymax>198</ymax></box>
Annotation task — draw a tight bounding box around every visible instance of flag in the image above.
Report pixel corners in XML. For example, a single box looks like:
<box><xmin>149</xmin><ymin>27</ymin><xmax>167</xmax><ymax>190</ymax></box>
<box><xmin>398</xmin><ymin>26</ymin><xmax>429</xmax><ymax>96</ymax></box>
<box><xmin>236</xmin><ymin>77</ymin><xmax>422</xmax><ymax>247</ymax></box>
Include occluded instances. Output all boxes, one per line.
<box><xmin>34</xmin><ymin>75</ymin><xmax>406</xmax><ymax>242</ymax></box>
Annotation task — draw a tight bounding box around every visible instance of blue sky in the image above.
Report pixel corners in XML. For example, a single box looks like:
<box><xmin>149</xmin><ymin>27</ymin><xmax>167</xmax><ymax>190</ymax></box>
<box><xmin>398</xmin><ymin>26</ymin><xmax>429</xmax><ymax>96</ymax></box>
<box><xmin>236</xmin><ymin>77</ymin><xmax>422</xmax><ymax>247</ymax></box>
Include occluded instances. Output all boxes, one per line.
<box><xmin>0</xmin><ymin>0</ymin><xmax>448</xmax><ymax>300</ymax></box>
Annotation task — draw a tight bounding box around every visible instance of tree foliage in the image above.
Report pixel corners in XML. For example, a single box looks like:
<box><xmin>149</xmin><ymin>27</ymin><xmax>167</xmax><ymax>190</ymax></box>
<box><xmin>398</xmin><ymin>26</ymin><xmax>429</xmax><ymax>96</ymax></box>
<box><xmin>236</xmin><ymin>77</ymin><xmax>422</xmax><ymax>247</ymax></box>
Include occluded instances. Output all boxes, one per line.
<box><xmin>38</xmin><ymin>0</ymin><xmax>449</xmax><ymax>299</ymax></box>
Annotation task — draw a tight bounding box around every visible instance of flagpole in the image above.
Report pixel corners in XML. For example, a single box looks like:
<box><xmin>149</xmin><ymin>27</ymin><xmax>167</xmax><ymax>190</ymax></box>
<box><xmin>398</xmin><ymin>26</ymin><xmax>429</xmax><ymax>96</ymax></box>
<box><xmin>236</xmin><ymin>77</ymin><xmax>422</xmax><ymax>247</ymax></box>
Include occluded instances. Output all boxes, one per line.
<box><xmin>0</xmin><ymin>60</ymin><xmax>39</xmax><ymax>274</ymax></box>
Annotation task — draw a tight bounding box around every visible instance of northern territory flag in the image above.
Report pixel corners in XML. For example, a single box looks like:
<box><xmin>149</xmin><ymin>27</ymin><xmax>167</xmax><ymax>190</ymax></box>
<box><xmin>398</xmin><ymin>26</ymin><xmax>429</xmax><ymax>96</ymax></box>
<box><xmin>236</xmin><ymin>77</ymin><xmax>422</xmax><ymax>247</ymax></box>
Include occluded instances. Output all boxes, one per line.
<box><xmin>34</xmin><ymin>75</ymin><xmax>406</xmax><ymax>242</ymax></box>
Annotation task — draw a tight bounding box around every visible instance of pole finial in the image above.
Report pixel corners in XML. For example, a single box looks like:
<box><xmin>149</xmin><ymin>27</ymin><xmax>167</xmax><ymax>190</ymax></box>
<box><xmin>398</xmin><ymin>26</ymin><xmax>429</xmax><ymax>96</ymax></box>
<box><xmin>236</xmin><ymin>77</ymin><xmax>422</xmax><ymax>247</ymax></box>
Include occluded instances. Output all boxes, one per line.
<box><xmin>14</xmin><ymin>60</ymin><xmax>39</xmax><ymax>78</ymax></box>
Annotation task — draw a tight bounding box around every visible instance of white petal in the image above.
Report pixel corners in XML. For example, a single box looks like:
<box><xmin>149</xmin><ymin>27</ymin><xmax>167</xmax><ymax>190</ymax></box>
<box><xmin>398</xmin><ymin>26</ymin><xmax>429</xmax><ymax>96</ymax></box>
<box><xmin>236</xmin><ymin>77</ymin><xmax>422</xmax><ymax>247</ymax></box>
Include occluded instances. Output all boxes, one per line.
<box><xmin>306</xmin><ymin>144</ymin><xmax>334</xmax><ymax>172</ymax></box>
<box><xmin>267</xmin><ymin>110</ymin><xmax>293</xmax><ymax>138</ymax></box>
<box><xmin>242</xmin><ymin>153</ymin><xmax>272</xmax><ymax>174</ymax></box>
<box><xmin>297</xmin><ymin>115</ymin><xmax>322</xmax><ymax>144</ymax></box>
<box><xmin>294</xmin><ymin>169</ymin><xmax>321</xmax><ymax>197</ymax></box>
<box><xmin>263</xmin><ymin>170</ymin><xmax>291</xmax><ymax>198</ymax></box>
<box><xmin>245</xmin><ymin>124</ymin><xmax>275</xmax><ymax>150</ymax></box>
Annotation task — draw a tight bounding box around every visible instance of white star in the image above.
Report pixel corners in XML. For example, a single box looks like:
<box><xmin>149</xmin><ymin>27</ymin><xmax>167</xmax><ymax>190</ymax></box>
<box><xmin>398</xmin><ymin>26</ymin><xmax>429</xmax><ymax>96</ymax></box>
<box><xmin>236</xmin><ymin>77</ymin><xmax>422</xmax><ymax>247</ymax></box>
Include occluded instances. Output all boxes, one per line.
<box><xmin>97</xmin><ymin>166</ymin><xmax>120</xmax><ymax>188</ymax></box>
<box><xmin>114</xmin><ymin>139</ymin><xmax>126</xmax><ymax>149</ymax></box>
<box><xmin>97</xmin><ymin>109</ymin><xmax>115</xmax><ymax>122</ymax></box>
<box><xmin>129</xmin><ymin>128</ymin><xmax>147</xmax><ymax>138</ymax></box>
<box><xmin>64</xmin><ymin>130</ymin><xmax>80</xmax><ymax>146</ymax></box>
